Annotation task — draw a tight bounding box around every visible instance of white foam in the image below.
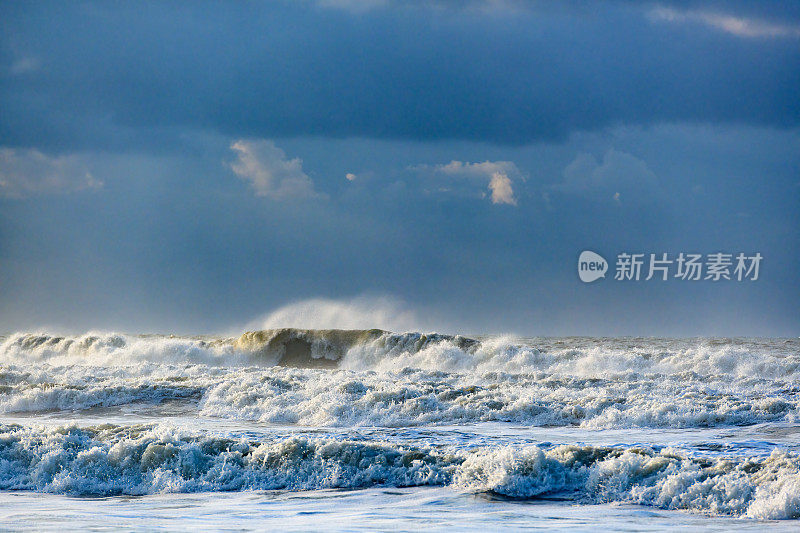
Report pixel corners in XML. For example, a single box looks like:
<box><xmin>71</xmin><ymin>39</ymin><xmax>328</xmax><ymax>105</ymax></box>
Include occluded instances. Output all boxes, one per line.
<box><xmin>0</xmin><ymin>332</ymin><xmax>242</xmax><ymax>367</ymax></box>
<box><xmin>1</xmin><ymin>333</ymin><xmax>798</xmax><ymax>429</ymax></box>
<box><xmin>2</xmin><ymin>423</ymin><xmax>798</xmax><ymax>518</ymax></box>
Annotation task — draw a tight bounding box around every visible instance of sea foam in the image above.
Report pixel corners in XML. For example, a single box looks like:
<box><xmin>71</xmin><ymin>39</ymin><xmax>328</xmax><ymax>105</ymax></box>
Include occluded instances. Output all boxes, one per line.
<box><xmin>1</xmin><ymin>331</ymin><xmax>798</xmax><ymax>429</ymax></box>
<box><xmin>1</xmin><ymin>423</ymin><xmax>798</xmax><ymax>519</ymax></box>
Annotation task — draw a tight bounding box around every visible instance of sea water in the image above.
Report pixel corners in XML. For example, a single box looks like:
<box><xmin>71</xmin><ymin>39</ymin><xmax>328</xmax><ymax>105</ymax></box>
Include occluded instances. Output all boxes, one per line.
<box><xmin>0</xmin><ymin>331</ymin><xmax>798</xmax><ymax>530</ymax></box>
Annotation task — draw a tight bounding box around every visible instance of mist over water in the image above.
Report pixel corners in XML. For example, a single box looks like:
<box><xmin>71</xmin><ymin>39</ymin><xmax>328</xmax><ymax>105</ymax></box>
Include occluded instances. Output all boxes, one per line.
<box><xmin>242</xmin><ymin>297</ymin><xmax>429</xmax><ymax>333</ymax></box>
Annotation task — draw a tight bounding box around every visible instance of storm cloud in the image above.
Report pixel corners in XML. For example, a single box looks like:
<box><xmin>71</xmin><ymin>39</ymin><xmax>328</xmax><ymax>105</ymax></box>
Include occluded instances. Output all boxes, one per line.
<box><xmin>1</xmin><ymin>1</ymin><xmax>799</xmax><ymax>151</ymax></box>
<box><xmin>0</xmin><ymin>1</ymin><xmax>797</xmax><ymax>336</ymax></box>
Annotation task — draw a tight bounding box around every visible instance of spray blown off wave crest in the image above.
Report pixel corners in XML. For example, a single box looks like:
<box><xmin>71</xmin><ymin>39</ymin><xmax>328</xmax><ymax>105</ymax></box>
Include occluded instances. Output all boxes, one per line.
<box><xmin>1</xmin><ymin>331</ymin><xmax>798</xmax><ymax>429</ymax></box>
<box><xmin>0</xmin><ymin>329</ymin><xmax>481</xmax><ymax>369</ymax></box>
<box><xmin>244</xmin><ymin>297</ymin><xmax>425</xmax><ymax>332</ymax></box>
<box><xmin>2</xmin><ymin>330</ymin><xmax>797</xmax><ymax>377</ymax></box>
<box><xmin>1</xmin><ymin>423</ymin><xmax>798</xmax><ymax>519</ymax></box>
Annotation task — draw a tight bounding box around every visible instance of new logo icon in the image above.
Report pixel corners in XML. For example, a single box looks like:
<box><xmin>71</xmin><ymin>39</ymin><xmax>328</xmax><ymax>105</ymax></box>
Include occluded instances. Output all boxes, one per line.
<box><xmin>578</xmin><ymin>251</ymin><xmax>607</xmax><ymax>283</ymax></box>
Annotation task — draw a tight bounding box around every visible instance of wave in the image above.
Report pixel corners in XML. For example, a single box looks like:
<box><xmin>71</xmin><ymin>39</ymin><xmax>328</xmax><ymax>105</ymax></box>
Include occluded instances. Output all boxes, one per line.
<box><xmin>1</xmin><ymin>423</ymin><xmax>798</xmax><ymax>519</ymax></box>
<box><xmin>0</xmin><ymin>332</ymin><xmax>240</xmax><ymax>366</ymax></box>
<box><xmin>1</xmin><ymin>331</ymin><xmax>798</xmax><ymax>429</ymax></box>
<box><xmin>0</xmin><ymin>363</ymin><xmax>794</xmax><ymax>428</ymax></box>
<box><xmin>0</xmin><ymin>329</ymin><xmax>484</xmax><ymax>369</ymax></box>
<box><xmin>2</xmin><ymin>330</ymin><xmax>797</xmax><ymax>378</ymax></box>
<box><xmin>236</xmin><ymin>328</ymin><xmax>479</xmax><ymax>368</ymax></box>
<box><xmin>197</xmin><ymin>368</ymin><xmax>799</xmax><ymax>428</ymax></box>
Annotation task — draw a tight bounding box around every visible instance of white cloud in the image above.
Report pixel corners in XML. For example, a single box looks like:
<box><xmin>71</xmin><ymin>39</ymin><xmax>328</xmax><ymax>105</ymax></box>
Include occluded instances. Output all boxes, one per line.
<box><xmin>0</xmin><ymin>148</ymin><xmax>101</xmax><ymax>198</ymax></box>
<box><xmin>487</xmin><ymin>171</ymin><xmax>517</xmax><ymax>206</ymax></box>
<box><xmin>229</xmin><ymin>139</ymin><xmax>321</xmax><ymax>200</ymax></box>
<box><xmin>554</xmin><ymin>149</ymin><xmax>660</xmax><ymax>204</ymax></box>
<box><xmin>650</xmin><ymin>7</ymin><xmax>800</xmax><ymax>39</ymax></box>
<box><xmin>434</xmin><ymin>160</ymin><xmax>520</xmax><ymax>205</ymax></box>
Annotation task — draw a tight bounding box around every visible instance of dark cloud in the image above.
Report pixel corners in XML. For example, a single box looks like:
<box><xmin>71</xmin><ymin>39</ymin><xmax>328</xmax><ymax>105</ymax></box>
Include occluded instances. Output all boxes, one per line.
<box><xmin>1</xmin><ymin>1</ymin><xmax>798</xmax><ymax>150</ymax></box>
<box><xmin>0</xmin><ymin>2</ymin><xmax>797</xmax><ymax>336</ymax></box>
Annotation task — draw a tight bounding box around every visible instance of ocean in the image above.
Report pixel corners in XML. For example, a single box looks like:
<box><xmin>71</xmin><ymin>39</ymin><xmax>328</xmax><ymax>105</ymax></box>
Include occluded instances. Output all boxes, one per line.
<box><xmin>0</xmin><ymin>330</ymin><xmax>798</xmax><ymax>531</ymax></box>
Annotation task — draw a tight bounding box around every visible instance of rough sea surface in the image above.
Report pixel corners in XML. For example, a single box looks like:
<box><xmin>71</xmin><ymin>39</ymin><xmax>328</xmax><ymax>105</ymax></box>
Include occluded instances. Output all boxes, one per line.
<box><xmin>0</xmin><ymin>330</ymin><xmax>798</xmax><ymax>531</ymax></box>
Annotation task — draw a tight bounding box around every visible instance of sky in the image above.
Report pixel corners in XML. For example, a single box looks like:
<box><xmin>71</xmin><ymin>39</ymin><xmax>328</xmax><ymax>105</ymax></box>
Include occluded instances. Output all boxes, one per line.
<box><xmin>0</xmin><ymin>0</ymin><xmax>798</xmax><ymax>336</ymax></box>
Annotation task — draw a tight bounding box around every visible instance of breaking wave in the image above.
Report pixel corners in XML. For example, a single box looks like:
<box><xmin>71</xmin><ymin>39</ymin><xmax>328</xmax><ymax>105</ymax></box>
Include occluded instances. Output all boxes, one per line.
<box><xmin>0</xmin><ymin>329</ymin><xmax>480</xmax><ymax>369</ymax></box>
<box><xmin>2</xmin><ymin>330</ymin><xmax>797</xmax><ymax>377</ymax></box>
<box><xmin>1</xmin><ymin>423</ymin><xmax>798</xmax><ymax>519</ymax></box>
<box><xmin>0</xmin><ymin>331</ymin><xmax>798</xmax><ymax>429</ymax></box>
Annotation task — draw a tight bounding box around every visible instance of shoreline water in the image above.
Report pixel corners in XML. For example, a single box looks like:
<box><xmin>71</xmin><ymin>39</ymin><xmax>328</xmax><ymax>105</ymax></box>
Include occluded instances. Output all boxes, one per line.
<box><xmin>2</xmin><ymin>488</ymin><xmax>797</xmax><ymax>532</ymax></box>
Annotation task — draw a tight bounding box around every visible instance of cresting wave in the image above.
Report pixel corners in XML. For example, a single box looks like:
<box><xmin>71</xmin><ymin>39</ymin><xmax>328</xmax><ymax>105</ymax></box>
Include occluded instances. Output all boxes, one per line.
<box><xmin>2</xmin><ymin>330</ymin><xmax>798</xmax><ymax>377</ymax></box>
<box><xmin>0</xmin><ymin>329</ymin><xmax>480</xmax><ymax>368</ymax></box>
<box><xmin>0</xmin><ymin>423</ymin><xmax>798</xmax><ymax>519</ymax></box>
<box><xmin>0</xmin><ymin>331</ymin><xmax>798</xmax><ymax>429</ymax></box>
